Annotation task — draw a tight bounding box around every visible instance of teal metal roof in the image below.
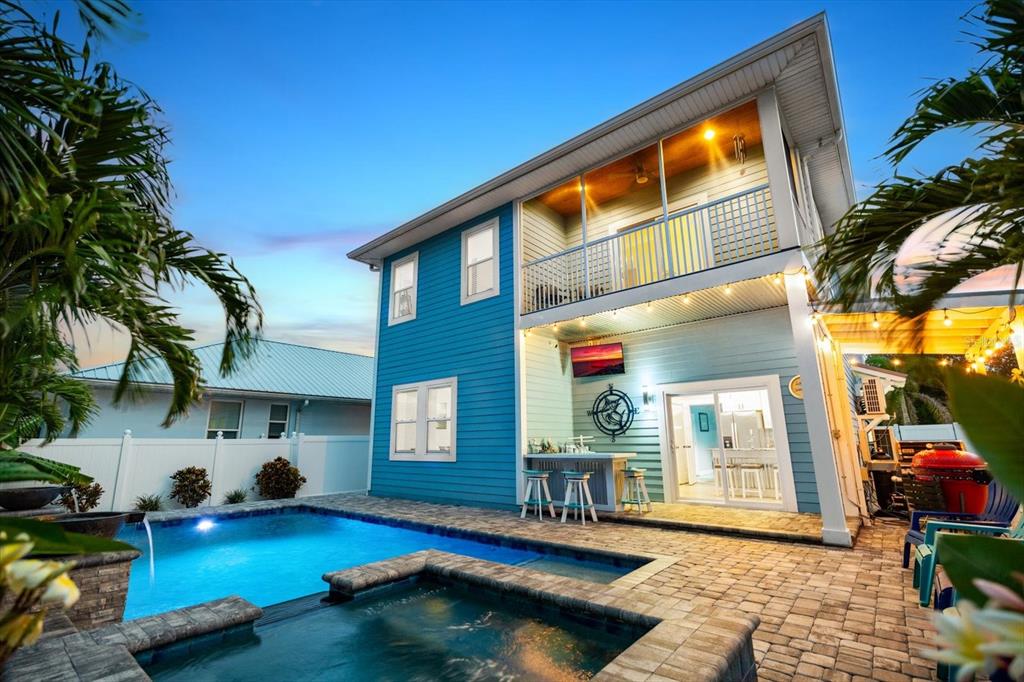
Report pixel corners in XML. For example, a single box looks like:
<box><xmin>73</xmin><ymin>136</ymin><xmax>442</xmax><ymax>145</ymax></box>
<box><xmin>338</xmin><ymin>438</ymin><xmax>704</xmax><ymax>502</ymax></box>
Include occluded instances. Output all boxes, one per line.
<box><xmin>71</xmin><ymin>340</ymin><xmax>373</xmax><ymax>401</ymax></box>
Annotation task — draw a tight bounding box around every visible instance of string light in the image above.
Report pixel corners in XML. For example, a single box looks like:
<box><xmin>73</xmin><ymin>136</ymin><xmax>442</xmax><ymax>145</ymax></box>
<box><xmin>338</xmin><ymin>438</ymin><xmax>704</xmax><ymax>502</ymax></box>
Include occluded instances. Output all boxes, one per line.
<box><xmin>646</xmin><ymin>301</ymin><xmax>652</xmax><ymax>312</ymax></box>
<box><xmin>809</xmin><ymin>308</ymin><xmax>821</xmax><ymax>322</ymax></box>
<box><xmin>773</xmin><ymin>273</ymin><xmax>782</xmax><ymax>285</ymax></box>
<box><xmin>872</xmin><ymin>313</ymin><xmax>880</xmax><ymax>329</ymax></box>
<box><xmin>939</xmin><ymin>358</ymin><xmax>949</xmax><ymax>367</ymax></box>
<box><xmin>683</xmin><ymin>295</ymin><xmax>691</xmax><ymax>304</ymax></box>
<box><xmin>943</xmin><ymin>309</ymin><xmax>952</xmax><ymax>327</ymax></box>
<box><xmin>984</xmin><ymin>348</ymin><xmax>994</xmax><ymax>357</ymax></box>
<box><xmin>552</xmin><ymin>324</ymin><xmax>558</xmax><ymax>333</ymax></box>
<box><xmin>994</xmin><ymin>340</ymin><xmax>1004</xmax><ymax>350</ymax></box>
<box><xmin>892</xmin><ymin>358</ymin><xmax>902</xmax><ymax>367</ymax></box>
<box><xmin>579</xmin><ymin>317</ymin><xmax>587</xmax><ymax>328</ymax></box>
<box><xmin>724</xmin><ymin>285</ymin><xmax>733</xmax><ymax>295</ymax></box>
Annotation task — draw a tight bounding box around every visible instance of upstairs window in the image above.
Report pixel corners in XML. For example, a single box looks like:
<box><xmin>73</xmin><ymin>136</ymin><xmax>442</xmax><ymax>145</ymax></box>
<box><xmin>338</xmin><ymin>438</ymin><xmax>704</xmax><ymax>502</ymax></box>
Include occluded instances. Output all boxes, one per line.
<box><xmin>390</xmin><ymin>377</ymin><xmax>457</xmax><ymax>462</ymax></box>
<box><xmin>267</xmin><ymin>403</ymin><xmax>289</xmax><ymax>439</ymax></box>
<box><xmin>207</xmin><ymin>400</ymin><xmax>243</xmax><ymax>439</ymax></box>
<box><xmin>389</xmin><ymin>252</ymin><xmax>418</xmax><ymax>325</ymax></box>
<box><xmin>461</xmin><ymin>218</ymin><xmax>499</xmax><ymax>304</ymax></box>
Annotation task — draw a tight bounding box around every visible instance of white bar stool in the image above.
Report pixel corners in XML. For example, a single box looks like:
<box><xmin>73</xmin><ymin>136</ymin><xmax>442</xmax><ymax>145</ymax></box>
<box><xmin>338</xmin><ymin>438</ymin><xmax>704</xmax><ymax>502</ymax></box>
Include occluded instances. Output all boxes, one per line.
<box><xmin>521</xmin><ymin>469</ymin><xmax>555</xmax><ymax>520</ymax></box>
<box><xmin>738</xmin><ymin>463</ymin><xmax>765</xmax><ymax>499</ymax></box>
<box><xmin>561</xmin><ymin>471</ymin><xmax>598</xmax><ymax>525</ymax></box>
<box><xmin>621</xmin><ymin>467</ymin><xmax>652</xmax><ymax>513</ymax></box>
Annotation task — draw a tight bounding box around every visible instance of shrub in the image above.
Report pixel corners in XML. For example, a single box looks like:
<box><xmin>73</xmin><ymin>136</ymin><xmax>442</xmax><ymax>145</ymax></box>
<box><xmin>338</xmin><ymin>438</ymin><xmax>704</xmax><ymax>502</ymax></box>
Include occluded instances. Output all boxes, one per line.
<box><xmin>223</xmin><ymin>488</ymin><xmax>247</xmax><ymax>505</ymax></box>
<box><xmin>134</xmin><ymin>494</ymin><xmax>163</xmax><ymax>512</ymax></box>
<box><xmin>254</xmin><ymin>457</ymin><xmax>306</xmax><ymax>499</ymax></box>
<box><xmin>169</xmin><ymin>467</ymin><xmax>211</xmax><ymax>508</ymax></box>
<box><xmin>59</xmin><ymin>481</ymin><xmax>104</xmax><ymax>513</ymax></box>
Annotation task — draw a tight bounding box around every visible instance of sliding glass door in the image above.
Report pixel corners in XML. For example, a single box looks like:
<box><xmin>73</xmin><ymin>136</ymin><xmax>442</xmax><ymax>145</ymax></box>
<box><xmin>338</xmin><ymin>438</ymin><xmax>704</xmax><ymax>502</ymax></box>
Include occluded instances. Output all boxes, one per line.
<box><xmin>662</xmin><ymin>376</ymin><xmax>794</xmax><ymax>509</ymax></box>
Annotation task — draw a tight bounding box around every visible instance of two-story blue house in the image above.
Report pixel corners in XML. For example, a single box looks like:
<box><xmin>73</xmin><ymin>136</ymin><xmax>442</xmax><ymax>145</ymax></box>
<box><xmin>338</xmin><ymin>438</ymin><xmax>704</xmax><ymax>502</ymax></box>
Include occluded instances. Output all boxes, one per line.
<box><xmin>350</xmin><ymin>15</ymin><xmax>865</xmax><ymax>546</ymax></box>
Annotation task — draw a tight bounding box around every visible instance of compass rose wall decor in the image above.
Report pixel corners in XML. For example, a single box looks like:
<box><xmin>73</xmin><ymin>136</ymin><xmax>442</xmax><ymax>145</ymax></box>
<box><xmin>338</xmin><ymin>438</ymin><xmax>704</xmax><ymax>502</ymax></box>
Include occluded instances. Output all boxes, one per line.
<box><xmin>586</xmin><ymin>384</ymin><xmax>640</xmax><ymax>442</ymax></box>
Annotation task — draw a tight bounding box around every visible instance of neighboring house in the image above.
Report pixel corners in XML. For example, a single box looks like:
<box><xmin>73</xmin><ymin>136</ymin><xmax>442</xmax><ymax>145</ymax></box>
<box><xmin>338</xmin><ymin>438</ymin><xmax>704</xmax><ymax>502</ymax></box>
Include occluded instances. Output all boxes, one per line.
<box><xmin>348</xmin><ymin>15</ymin><xmax>1006</xmax><ymax>547</ymax></box>
<box><xmin>69</xmin><ymin>340</ymin><xmax>373</xmax><ymax>439</ymax></box>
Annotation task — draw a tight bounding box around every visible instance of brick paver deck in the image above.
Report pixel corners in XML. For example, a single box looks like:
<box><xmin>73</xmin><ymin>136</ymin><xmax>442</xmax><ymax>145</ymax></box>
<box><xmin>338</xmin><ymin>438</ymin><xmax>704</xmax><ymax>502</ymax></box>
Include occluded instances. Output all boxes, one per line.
<box><xmin>607</xmin><ymin>502</ymin><xmax>862</xmax><ymax>544</ymax></box>
<box><xmin>302</xmin><ymin>494</ymin><xmax>938</xmax><ymax>682</ymax></box>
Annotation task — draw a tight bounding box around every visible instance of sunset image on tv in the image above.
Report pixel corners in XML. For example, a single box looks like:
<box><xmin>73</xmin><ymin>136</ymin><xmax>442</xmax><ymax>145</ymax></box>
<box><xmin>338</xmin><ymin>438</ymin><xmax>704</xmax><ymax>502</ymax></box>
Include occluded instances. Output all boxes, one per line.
<box><xmin>571</xmin><ymin>343</ymin><xmax>625</xmax><ymax>378</ymax></box>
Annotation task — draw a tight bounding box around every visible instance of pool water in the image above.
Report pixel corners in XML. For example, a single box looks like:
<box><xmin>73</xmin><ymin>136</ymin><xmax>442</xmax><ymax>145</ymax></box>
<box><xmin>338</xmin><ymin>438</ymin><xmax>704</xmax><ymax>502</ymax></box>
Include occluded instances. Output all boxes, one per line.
<box><xmin>118</xmin><ymin>511</ymin><xmax>631</xmax><ymax>619</ymax></box>
<box><xmin>141</xmin><ymin>579</ymin><xmax>641</xmax><ymax>681</ymax></box>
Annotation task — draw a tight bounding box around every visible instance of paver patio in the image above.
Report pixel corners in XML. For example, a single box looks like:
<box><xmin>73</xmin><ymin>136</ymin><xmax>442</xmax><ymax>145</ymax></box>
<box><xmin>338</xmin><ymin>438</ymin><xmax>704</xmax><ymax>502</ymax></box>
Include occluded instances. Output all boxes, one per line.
<box><xmin>302</xmin><ymin>493</ymin><xmax>939</xmax><ymax>682</ymax></box>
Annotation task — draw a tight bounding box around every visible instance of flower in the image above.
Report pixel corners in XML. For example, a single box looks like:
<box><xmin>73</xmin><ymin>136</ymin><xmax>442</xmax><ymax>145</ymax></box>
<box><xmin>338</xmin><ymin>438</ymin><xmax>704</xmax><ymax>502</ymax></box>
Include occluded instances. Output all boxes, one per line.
<box><xmin>39</xmin><ymin>572</ymin><xmax>80</xmax><ymax>609</ymax></box>
<box><xmin>0</xmin><ymin>541</ymin><xmax>33</xmax><ymax>568</ymax></box>
<box><xmin>0</xmin><ymin>613</ymin><xmax>44</xmax><ymax>649</ymax></box>
<box><xmin>5</xmin><ymin>559</ymin><xmax>74</xmax><ymax>593</ymax></box>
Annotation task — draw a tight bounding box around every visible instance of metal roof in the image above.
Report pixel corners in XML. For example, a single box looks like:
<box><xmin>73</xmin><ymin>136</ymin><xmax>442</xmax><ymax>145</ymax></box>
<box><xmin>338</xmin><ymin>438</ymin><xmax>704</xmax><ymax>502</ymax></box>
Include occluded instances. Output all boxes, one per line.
<box><xmin>348</xmin><ymin>13</ymin><xmax>854</xmax><ymax>267</ymax></box>
<box><xmin>71</xmin><ymin>340</ymin><xmax>373</xmax><ymax>401</ymax></box>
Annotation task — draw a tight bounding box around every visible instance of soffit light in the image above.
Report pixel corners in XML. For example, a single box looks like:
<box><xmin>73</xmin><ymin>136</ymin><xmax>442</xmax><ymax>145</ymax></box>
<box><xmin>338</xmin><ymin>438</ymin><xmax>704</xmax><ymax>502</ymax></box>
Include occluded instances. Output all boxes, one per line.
<box><xmin>703</xmin><ymin>128</ymin><xmax>716</xmax><ymax>141</ymax></box>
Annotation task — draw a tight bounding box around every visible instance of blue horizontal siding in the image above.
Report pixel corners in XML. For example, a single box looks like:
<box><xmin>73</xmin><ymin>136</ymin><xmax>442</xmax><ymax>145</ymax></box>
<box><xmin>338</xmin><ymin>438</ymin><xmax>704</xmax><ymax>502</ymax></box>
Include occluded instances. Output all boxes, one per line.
<box><xmin>569</xmin><ymin>307</ymin><xmax>820</xmax><ymax>513</ymax></box>
<box><xmin>371</xmin><ymin>204</ymin><xmax>517</xmax><ymax>508</ymax></box>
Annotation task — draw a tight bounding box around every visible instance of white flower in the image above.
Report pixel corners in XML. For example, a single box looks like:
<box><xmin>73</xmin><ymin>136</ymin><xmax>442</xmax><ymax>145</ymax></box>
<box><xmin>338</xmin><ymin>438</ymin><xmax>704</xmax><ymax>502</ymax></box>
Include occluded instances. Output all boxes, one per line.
<box><xmin>39</xmin><ymin>572</ymin><xmax>80</xmax><ymax>609</ymax></box>
<box><xmin>0</xmin><ymin>541</ymin><xmax>33</xmax><ymax>568</ymax></box>
<box><xmin>5</xmin><ymin>559</ymin><xmax>74</xmax><ymax>593</ymax></box>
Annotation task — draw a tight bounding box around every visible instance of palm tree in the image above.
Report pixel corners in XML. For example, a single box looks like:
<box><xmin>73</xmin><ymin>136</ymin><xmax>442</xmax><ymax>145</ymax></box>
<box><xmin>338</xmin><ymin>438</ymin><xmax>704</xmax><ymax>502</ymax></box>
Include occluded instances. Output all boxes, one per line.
<box><xmin>814</xmin><ymin>0</ymin><xmax>1022</xmax><ymax>320</ymax></box>
<box><xmin>0</xmin><ymin>1</ymin><xmax>263</xmax><ymax>430</ymax></box>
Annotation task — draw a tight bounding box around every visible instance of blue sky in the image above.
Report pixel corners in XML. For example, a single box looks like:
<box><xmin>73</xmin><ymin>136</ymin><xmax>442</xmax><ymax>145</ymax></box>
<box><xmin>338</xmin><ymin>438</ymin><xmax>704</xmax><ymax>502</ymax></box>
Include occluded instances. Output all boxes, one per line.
<box><xmin>59</xmin><ymin>0</ymin><xmax>980</xmax><ymax>366</ymax></box>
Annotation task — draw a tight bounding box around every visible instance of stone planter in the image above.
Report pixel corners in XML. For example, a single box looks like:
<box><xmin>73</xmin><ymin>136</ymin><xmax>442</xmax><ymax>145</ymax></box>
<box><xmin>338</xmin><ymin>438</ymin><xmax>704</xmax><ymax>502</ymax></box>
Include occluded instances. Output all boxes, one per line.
<box><xmin>0</xmin><ymin>485</ymin><xmax>68</xmax><ymax>512</ymax></box>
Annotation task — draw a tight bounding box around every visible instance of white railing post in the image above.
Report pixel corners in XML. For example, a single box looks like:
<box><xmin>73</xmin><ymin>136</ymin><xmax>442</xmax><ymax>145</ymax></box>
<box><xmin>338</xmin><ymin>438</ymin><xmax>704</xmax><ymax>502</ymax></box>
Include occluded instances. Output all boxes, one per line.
<box><xmin>111</xmin><ymin>429</ymin><xmax>134</xmax><ymax>512</ymax></box>
<box><xmin>207</xmin><ymin>431</ymin><xmax>224</xmax><ymax>507</ymax></box>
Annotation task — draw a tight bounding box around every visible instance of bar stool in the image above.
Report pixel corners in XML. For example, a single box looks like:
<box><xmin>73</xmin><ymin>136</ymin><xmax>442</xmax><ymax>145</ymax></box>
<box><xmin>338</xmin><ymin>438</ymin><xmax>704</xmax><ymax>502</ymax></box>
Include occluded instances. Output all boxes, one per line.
<box><xmin>621</xmin><ymin>468</ymin><xmax>652</xmax><ymax>513</ymax></box>
<box><xmin>738</xmin><ymin>463</ymin><xmax>765</xmax><ymax>499</ymax></box>
<box><xmin>561</xmin><ymin>471</ymin><xmax>598</xmax><ymax>525</ymax></box>
<box><xmin>521</xmin><ymin>469</ymin><xmax>556</xmax><ymax>520</ymax></box>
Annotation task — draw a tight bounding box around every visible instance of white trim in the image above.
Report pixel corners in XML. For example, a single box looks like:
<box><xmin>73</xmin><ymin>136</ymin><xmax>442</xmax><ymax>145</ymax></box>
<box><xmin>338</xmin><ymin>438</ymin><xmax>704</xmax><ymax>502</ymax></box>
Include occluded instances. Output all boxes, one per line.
<box><xmin>460</xmin><ymin>217</ymin><xmax>500</xmax><ymax>305</ymax></box>
<box><xmin>757</xmin><ymin>89</ymin><xmax>800</xmax><ymax>251</ymax></box>
<box><xmin>655</xmin><ymin>374</ymin><xmax>798</xmax><ymax>512</ymax></box>
<box><xmin>513</xmin><ymin>202</ymin><xmax>526</xmax><ymax>506</ymax></box>
<box><xmin>389</xmin><ymin>377</ymin><xmax>458</xmax><ymax>462</ymax></box>
<box><xmin>267</xmin><ymin>402</ymin><xmax>290</xmax><ymax>439</ymax></box>
<box><xmin>366</xmin><ymin>269</ymin><xmax>382</xmax><ymax>492</ymax></box>
<box><xmin>205</xmin><ymin>399</ymin><xmax>244</xmax><ymax>439</ymax></box>
<box><xmin>388</xmin><ymin>252</ymin><xmax>418</xmax><ymax>325</ymax></box>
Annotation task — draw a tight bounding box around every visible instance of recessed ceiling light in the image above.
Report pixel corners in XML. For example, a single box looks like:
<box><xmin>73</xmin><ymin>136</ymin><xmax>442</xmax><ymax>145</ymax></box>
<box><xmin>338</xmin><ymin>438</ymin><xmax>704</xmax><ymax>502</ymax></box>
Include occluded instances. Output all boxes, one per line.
<box><xmin>703</xmin><ymin>129</ymin><xmax>716</xmax><ymax>141</ymax></box>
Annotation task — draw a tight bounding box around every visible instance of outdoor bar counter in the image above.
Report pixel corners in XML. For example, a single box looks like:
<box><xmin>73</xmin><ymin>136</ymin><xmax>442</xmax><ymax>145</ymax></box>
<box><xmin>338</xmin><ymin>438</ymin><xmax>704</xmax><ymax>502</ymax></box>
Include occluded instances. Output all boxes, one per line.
<box><xmin>525</xmin><ymin>452</ymin><xmax>637</xmax><ymax>512</ymax></box>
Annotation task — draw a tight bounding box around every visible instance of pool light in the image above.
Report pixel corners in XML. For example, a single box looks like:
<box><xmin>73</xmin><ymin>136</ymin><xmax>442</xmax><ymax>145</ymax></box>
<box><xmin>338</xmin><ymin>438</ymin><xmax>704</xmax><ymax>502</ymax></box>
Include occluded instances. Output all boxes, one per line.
<box><xmin>196</xmin><ymin>519</ymin><xmax>215</xmax><ymax>532</ymax></box>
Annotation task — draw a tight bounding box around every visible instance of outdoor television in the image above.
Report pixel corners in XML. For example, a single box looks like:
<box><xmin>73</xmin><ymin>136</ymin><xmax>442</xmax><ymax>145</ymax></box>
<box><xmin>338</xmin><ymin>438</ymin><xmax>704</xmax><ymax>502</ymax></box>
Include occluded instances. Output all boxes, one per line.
<box><xmin>571</xmin><ymin>343</ymin><xmax>625</xmax><ymax>378</ymax></box>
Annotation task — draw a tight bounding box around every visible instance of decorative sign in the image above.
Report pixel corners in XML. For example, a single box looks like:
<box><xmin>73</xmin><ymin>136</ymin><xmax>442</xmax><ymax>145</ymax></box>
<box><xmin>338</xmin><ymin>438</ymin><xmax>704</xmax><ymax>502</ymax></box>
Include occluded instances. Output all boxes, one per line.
<box><xmin>788</xmin><ymin>375</ymin><xmax>804</xmax><ymax>400</ymax></box>
<box><xmin>586</xmin><ymin>384</ymin><xmax>639</xmax><ymax>442</ymax></box>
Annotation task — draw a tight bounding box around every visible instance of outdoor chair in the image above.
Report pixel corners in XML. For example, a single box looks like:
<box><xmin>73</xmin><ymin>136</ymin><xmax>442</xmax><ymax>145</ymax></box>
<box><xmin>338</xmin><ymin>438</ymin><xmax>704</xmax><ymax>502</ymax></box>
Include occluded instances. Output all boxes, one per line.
<box><xmin>902</xmin><ymin>479</ymin><xmax>1018</xmax><ymax>568</ymax></box>
<box><xmin>912</xmin><ymin>512</ymin><xmax>1024</xmax><ymax>607</ymax></box>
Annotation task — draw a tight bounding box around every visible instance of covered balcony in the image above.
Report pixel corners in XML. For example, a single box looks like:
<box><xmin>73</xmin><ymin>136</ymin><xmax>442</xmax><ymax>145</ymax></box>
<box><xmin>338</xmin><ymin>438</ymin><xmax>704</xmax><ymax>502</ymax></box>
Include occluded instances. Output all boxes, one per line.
<box><xmin>521</xmin><ymin>101</ymin><xmax>780</xmax><ymax>315</ymax></box>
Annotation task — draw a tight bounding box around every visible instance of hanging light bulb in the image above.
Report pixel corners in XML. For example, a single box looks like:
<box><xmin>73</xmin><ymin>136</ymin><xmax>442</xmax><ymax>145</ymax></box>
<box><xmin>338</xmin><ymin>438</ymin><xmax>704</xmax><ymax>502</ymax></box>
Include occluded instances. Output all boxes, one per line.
<box><xmin>943</xmin><ymin>309</ymin><xmax>952</xmax><ymax>327</ymax></box>
<box><xmin>994</xmin><ymin>340</ymin><xmax>1004</xmax><ymax>350</ymax></box>
<box><xmin>892</xmin><ymin>358</ymin><xmax>902</xmax><ymax>367</ymax></box>
<box><xmin>552</xmin><ymin>324</ymin><xmax>559</xmax><ymax>333</ymax></box>
<box><xmin>579</xmin><ymin>317</ymin><xmax>587</xmax><ymax>328</ymax></box>
<box><xmin>809</xmin><ymin>308</ymin><xmax>821</xmax><ymax>322</ymax></box>
<box><xmin>872</xmin><ymin>313</ymin><xmax>881</xmax><ymax>330</ymax></box>
<box><xmin>939</xmin><ymin>358</ymin><xmax>949</xmax><ymax>367</ymax></box>
<box><xmin>683</xmin><ymin>294</ymin><xmax>691</xmax><ymax>304</ymax></box>
<box><xmin>724</xmin><ymin>285</ymin><xmax>733</xmax><ymax>295</ymax></box>
<box><xmin>772</xmin><ymin>273</ymin><xmax>782</xmax><ymax>285</ymax></box>
<box><xmin>646</xmin><ymin>301</ymin><xmax>652</xmax><ymax>311</ymax></box>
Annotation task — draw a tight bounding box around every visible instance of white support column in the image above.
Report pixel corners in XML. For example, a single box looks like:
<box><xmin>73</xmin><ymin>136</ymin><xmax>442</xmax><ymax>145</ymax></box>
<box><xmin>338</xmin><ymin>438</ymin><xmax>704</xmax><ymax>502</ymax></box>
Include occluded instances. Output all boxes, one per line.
<box><xmin>111</xmin><ymin>429</ymin><xmax>134</xmax><ymax>512</ymax></box>
<box><xmin>784</xmin><ymin>273</ymin><xmax>852</xmax><ymax>546</ymax></box>
<box><xmin>757</xmin><ymin>88</ymin><xmax>800</xmax><ymax>251</ymax></box>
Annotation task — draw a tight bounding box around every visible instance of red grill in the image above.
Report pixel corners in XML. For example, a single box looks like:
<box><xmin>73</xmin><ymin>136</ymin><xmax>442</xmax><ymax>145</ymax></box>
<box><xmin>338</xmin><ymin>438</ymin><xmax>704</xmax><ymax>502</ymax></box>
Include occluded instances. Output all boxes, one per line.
<box><xmin>911</xmin><ymin>443</ymin><xmax>990</xmax><ymax>513</ymax></box>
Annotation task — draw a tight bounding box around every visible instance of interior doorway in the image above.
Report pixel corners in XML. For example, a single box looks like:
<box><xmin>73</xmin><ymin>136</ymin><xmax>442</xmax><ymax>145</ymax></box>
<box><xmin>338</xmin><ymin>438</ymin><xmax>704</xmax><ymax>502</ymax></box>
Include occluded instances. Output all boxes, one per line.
<box><xmin>658</xmin><ymin>375</ymin><xmax>798</xmax><ymax>510</ymax></box>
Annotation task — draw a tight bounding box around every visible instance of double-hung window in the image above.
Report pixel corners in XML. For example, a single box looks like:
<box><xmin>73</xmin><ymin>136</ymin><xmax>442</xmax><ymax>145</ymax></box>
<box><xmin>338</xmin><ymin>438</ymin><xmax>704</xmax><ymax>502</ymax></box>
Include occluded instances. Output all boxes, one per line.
<box><xmin>390</xmin><ymin>377</ymin><xmax>457</xmax><ymax>461</ymax></box>
<box><xmin>207</xmin><ymin>400</ymin><xmax>243</xmax><ymax>439</ymax></box>
<box><xmin>461</xmin><ymin>218</ymin><xmax>499</xmax><ymax>304</ymax></box>
<box><xmin>267</xmin><ymin>403</ymin><xmax>289</xmax><ymax>439</ymax></box>
<box><xmin>389</xmin><ymin>253</ymin><xmax>418</xmax><ymax>325</ymax></box>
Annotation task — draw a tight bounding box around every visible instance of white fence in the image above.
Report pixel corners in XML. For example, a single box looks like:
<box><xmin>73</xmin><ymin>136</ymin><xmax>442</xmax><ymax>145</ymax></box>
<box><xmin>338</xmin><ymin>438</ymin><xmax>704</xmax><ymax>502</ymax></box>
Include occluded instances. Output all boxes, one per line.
<box><xmin>17</xmin><ymin>432</ymin><xmax>370</xmax><ymax>511</ymax></box>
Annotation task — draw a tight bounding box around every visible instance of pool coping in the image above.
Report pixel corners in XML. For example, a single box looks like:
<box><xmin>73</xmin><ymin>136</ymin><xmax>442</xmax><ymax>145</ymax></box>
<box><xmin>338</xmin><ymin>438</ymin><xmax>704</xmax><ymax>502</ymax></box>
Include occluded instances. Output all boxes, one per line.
<box><xmin>3</xmin><ymin>596</ymin><xmax>262</xmax><ymax>681</ymax></box>
<box><xmin>322</xmin><ymin>550</ymin><xmax>759</xmax><ymax>681</ymax></box>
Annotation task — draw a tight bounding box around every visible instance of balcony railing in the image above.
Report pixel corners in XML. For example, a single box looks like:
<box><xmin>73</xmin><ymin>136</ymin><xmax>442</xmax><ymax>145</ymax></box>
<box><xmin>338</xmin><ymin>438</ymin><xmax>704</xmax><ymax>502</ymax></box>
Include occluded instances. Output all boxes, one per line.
<box><xmin>522</xmin><ymin>184</ymin><xmax>777</xmax><ymax>314</ymax></box>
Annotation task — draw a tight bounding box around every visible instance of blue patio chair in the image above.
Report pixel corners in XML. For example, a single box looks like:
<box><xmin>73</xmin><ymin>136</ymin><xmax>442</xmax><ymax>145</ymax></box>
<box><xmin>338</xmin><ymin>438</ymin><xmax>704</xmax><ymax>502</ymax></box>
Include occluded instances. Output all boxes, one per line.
<box><xmin>902</xmin><ymin>480</ymin><xmax>1019</xmax><ymax>568</ymax></box>
<box><xmin>912</xmin><ymin>513</ymin><xmax>1024</xmax><ymax>607</ymax></box>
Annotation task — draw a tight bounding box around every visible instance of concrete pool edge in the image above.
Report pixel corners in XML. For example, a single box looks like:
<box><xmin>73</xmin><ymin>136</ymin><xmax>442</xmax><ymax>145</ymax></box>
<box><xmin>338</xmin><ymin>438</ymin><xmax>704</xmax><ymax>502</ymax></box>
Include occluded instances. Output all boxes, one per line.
<box><xmin>3</xmin><ymin>596</ymin><xmax>262</xmax><ymax>682</ymax></box>
<box><xmin>324</xmin><ymin>550</ymin><xmax>759</xmax><ymax>682</ymax></box>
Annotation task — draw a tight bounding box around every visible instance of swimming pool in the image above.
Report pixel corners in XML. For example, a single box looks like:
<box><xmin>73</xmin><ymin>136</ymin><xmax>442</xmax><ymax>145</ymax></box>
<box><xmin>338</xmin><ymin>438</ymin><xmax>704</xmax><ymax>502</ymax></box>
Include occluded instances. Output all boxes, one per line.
<box><xmin>117</xmin><ymin>509</ymin><xmax>634</xmax><ymax>620</ymax></box>
<box><xmin>140</xmin><ymin>577</ymin><xmax>645</xmax><ymax>681</ymax></box>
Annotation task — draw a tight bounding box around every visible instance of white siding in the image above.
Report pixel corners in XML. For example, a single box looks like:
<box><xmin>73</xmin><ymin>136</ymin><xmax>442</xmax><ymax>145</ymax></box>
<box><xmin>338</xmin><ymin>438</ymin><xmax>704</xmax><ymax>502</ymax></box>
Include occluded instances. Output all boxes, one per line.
<box><xmin>524</xmin><ymin>329</ymin><xmax>575</xmax><ymax>445</ymax></box>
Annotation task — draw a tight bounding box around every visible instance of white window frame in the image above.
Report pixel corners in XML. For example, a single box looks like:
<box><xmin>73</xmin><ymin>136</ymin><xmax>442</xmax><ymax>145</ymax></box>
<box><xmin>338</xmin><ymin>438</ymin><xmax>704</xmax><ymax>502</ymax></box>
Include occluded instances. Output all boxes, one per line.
<box><xmin>388</xmin><ymin>252</ymin><xmax>418</xmax><ymax>325</ymax></box>
<box><xmin>206</xmin><ymin>399</ymin><xmax>244</xmax><ymax>439</ymax></box>
<box><xmin>389</xmin><ymin>377</ymin><xmax>458</xmax><ymax>462</ymax></box>
<box><xmin>267</xmin><ymin>403</ymin><xmax>290</xmax><ymax>439</ymax></box>
<box><xmin>461</xmin><ymin>218</ymin><xmax>500</xmax><ymax>305</ymax></box>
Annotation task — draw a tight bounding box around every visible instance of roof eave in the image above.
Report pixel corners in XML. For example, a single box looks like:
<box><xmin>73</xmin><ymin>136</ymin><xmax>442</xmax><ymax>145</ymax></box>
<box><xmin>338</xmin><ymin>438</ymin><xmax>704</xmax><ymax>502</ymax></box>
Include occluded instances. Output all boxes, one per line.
<box><xmin>347</xmin><ymin>13</ymin><xmax>833</xmax><ymax>266</ymax></box>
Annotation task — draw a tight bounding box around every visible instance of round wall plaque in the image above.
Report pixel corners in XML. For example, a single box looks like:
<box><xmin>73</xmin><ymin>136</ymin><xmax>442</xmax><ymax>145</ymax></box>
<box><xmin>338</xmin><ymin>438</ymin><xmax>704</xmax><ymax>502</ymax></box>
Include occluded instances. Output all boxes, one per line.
<box><xmin>788</xmin><ymin>375</ymin><xmax>803</xmax><ymax>400</ymax></box>
<box><xmin>586</xmin><ymin>384</ymin><xmax>639</xmax><ymax>442</ymax></box>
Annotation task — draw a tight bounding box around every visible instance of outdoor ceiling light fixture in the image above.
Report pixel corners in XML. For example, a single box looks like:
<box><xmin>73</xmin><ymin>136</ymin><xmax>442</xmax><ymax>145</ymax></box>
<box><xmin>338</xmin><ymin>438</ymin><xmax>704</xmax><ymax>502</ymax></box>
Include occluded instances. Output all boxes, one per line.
<box><xmin>943</xmin><ymin>309</ymin><xmax>952</xmax><ymax>327</ymax></box>
<box><xmin>703</xmin><ymin>128</ymin><xmax>716</xmax><ymax>141</ymax></box>
<box><xmin>872</xmin><ymin>313</ymin><xmax>881</xmax><ymax>329</ymax></box>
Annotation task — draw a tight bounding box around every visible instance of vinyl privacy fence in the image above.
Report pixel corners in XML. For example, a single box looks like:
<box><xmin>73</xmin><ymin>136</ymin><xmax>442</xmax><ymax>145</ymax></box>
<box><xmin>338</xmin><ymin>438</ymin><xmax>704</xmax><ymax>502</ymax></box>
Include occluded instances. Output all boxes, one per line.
<box><xmin>16</xmin><ymin>432</ymin><xmax>370</xmax><ymax>511</ymax></box>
